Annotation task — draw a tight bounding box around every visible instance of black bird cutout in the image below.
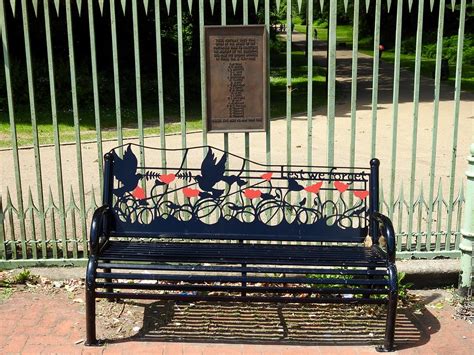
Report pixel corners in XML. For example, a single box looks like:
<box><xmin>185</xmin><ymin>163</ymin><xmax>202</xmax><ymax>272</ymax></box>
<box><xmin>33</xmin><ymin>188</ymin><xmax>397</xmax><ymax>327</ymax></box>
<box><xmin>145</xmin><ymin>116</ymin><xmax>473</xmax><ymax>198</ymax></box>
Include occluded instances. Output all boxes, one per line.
<box><xmin>195</xmin><ymin>148</ymin><xmax>246</xmax><ymax>198</ymax></box>
<box><xmin>111</xmin><ymin>145</ymin><xmax>143</xmax><ymax>197</ymax></box>
<box><xmin>288</xmin><ymin>178</ymin><xmax>304</xmax><ymax>192</ymax></box>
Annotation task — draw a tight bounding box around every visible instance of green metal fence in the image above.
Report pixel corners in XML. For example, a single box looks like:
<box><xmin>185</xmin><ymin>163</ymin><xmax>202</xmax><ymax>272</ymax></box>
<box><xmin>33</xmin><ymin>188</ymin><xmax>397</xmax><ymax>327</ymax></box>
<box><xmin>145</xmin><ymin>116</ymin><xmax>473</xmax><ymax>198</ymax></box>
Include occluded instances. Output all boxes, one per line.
<box><xmin>0</xmin><ymin>0</ymin><xmax>471</xmax><ymax>267</ymax></box>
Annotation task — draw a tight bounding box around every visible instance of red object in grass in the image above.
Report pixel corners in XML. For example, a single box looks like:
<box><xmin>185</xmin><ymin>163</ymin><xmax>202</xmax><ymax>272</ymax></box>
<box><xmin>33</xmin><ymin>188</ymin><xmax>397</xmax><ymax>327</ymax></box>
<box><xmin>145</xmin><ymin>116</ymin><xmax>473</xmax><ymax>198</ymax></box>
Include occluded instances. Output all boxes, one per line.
<box><xmin>132</xmin><ymin>186</ymin><xmax>146</xmax><ymax>200</ymax></box>
<box><xmin>353</xmin><ymin>190</ymin><xmax>370</xmax><ymax>199</ymax></box>
<box><xmin>334</xmin><ymin>181</ymin><xmax>349</xmax><ymax>193</ymax></box>
<box><xmin>304</xmin><ymin>182</ymin><xmax>323</xmax><ymax>194</ymax></box>
<box><xmin>159</xmin><ymin>173</ymin><xmax>176</xmax><ymax>184</ymax></box>
<box><xmin>183</xmin><ymin>187</ymin><xmax>200</xmax><ymax>198</ymax></box>
<box><xmin>261</xmin><ymin>172</ymin><xmax>273</xmax><ymax>181</ymax></box>
<box><xmin>244</xmin><ymin>189</ymin><xmax>262</xmax><ymax>199</ymax></box>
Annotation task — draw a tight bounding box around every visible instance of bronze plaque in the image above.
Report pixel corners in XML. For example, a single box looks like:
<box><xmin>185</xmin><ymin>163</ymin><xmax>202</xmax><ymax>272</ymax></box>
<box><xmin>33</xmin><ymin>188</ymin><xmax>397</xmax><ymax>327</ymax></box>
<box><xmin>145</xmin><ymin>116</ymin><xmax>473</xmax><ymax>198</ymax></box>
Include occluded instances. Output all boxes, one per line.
<box><xmin>205</xmin><ymin>25</ymin><xmax>267</xmax><ymax>132</ymax></box>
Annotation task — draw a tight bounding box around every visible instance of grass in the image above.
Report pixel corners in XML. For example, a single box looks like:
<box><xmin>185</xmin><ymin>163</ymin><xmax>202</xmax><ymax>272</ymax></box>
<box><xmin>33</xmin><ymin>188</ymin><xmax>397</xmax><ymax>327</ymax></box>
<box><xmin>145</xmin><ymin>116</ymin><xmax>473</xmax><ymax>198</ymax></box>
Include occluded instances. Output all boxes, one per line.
<box><xmin>293</xmin><ymin>23</ymin><xmax>353</xmax><ymax>44</ymax></box>
<box><xmin>360</xmin><ymin>49</ymin><xmax>474</xmax><ymax>92</ymax></box>
<box><xmin>0</xmin><ymin>50</ymin><xmax>326</xmax><ymax>149</ymax></box>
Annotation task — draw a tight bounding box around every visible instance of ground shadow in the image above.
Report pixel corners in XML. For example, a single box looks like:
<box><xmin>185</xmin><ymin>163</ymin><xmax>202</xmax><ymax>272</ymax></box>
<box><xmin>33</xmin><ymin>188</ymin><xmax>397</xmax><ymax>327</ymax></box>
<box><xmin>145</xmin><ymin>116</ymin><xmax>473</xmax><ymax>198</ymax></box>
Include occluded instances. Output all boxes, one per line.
<box><xmin>106</xmin><ymin>298</ymin><xmax>441</xmax><ymax>350</ymax></box>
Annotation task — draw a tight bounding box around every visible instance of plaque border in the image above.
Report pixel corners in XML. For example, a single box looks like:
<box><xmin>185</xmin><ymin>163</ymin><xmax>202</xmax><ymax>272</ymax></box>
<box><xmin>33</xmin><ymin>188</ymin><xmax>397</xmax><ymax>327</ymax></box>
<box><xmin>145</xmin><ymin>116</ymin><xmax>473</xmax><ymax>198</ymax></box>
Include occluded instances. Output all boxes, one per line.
<box><xmin>205</xmin><ymin>25</ymin><xmax>268</xmax><ymax>133</ymax></box>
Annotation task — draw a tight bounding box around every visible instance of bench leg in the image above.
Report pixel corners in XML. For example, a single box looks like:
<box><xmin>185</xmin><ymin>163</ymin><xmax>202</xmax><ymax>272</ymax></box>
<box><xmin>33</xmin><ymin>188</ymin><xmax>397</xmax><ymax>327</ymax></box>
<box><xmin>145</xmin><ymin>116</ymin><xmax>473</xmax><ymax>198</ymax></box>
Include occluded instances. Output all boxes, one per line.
<box><xmin>376</xmin><ymin>265</ymin><xmax>398</xmax><ymax>352</ymax></box>
<box><xmin>85</xmin><ymin>257</ymin><xmax>101</xmax><ymax>346</ymax></box>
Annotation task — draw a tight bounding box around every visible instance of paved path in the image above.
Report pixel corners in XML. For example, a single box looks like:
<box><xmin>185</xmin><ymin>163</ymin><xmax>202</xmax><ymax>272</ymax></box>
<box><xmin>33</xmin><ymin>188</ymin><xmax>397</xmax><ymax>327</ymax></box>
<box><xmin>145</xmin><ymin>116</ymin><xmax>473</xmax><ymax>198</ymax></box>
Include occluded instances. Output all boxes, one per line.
<box><xmin>0</xmin><ymin>288</ymin><xmax>472</xmax><ymax>354</ymax></box>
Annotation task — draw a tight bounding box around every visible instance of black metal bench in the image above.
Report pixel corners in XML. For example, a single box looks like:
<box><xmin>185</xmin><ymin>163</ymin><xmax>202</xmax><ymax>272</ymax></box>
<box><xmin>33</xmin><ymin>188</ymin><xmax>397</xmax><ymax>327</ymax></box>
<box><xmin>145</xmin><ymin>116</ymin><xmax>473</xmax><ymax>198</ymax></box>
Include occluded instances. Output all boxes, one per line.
<box><xmin>85</xmin><ymin>144</ymin><xmax>398</xmax><ymax>351</ymax></box>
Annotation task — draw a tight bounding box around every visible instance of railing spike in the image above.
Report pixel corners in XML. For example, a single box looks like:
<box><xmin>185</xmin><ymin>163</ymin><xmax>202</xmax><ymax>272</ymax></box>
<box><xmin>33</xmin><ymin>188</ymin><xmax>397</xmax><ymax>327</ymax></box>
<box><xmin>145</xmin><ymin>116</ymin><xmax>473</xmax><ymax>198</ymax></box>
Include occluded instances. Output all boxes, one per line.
<box><xmin>319</xmin><ymin>0</ymin><xmax>324</xmax><ymax>12</ymax></box>
<box><xmin>143</xmin><ymin>0</ymin><xmax>149</xmax><ymax>14</ymax></box>
<box><xmin>121</xmin><ymin>0</ymin><xmax>126</xmax><ymax>14</ymax></box>
<box><xmin>386</xmin><ymin>0</ymin><xmax>392</xmax><ymax>13</ymax></box>
<box><xmin>451</xmin><ymin>0</ymin><xmax>456</xmax><ymax>11</ymax></box>
<box><xmin>210</xmin><ymin>0</ymin><xmax>215</xmax><ymax>14</ymax></box>
<box><xmin>54</xmin><ymin>0</ymin><xmax>60</xmax><ymax>16</ymax></box>
<box><xmin>344</xmin><ymin>0</ymin><xmax>349</xmax><ymax>13</ymax></box>
<box><xmin>458</xmin><ymin>180</ymin><xmax>465</xmax><ymax>202</ymax></box>
<box><xmin>9</xmin><ymin>0</ymin><xmax>16</xmax><ymax>17</ymax></box>
<box><xmin>76</xmin><ymin>0</ymin><xmax>83</xmax><ymax>15</ymax></box>
<box><xmin>297</xmin><ymin>0</ymin><xmax>302</xmax><ymax>13</ymax></box>
<box><xmin>32</xmin><ymin>0</ymin><xmax>38</xmax><ymax>17</ymax></box>
<box><xmin>408</xmin><ymin>0</ymin><xmax>413</xmax><ymax>12</ymax></box>
<box><xmin>90</xmin><ymin>185</ymin><xmax>97</xmax><ymax>208</ymax></box>
<box><xmin>165</xmin><ymin>0</ymin><xmax>170</xmax><ymax>15</ymax></box>
<box><xmin>365</xmin><ymin>0</ymin><xmax>370</xmax><ymax>13</ymax></box>
<box><xmin>430</xmin><ymin>0</ymin><xmax>435</xmax><ymax>11</ymax></box>
<box><xmin>27</xmin><ymin>187</ymin><xmax>35</xmax><ymax>209</ymax></box>
<box><xmin>98</xmin><ymin>0</ymin><xmax>104</xmax><ymax>16</ymax></box>
<box><xmin>253</xmin><ymin>0</ymin><xmax>259</xmax><ymax>12</ymax></box>
<box><xmin>188</xmin><ymin>0</ymin><xmax>193</xmax><ymax>13</ymax></box>
<box><xmin>231</xmin><ymin>0</ymin><xmax>237</xmax><ymax>15</ymax></box>
<box><xmin>276</xmin><ymin>0</ymin><xmax>281</xmax><ymax>12</ymax></box>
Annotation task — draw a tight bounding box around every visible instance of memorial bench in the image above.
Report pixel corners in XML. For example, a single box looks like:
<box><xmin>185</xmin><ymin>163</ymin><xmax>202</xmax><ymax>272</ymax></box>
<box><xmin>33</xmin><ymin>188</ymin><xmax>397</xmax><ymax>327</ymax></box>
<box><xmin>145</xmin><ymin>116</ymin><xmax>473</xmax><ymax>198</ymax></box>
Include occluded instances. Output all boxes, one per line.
<box><xmin>85</xmin><ymin>144</ymin><xmax>398</xmax><ymax>351</ymax></box>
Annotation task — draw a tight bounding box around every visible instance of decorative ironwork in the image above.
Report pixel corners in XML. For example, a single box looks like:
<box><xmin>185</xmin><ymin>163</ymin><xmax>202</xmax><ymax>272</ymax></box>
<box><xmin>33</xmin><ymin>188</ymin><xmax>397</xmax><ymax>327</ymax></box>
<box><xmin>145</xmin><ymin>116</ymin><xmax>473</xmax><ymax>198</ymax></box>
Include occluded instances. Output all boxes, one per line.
<box><xmin>109</xmin><ymin>144</ymin><xmax>371</xmax><ymax>241</ymax></box>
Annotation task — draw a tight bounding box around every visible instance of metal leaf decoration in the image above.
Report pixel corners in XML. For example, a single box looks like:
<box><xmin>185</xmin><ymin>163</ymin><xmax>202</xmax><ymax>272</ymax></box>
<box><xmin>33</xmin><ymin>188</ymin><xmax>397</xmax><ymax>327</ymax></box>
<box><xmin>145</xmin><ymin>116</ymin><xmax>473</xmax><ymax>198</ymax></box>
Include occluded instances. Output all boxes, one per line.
<box><xmin>276</xmin><ymin>0</ymin><xmax>281</xmax><ymax>12</ymax></box>
<box><xmin>365</xmin><ymin>0</ymin><xmax>370</xmax><ymax>13</ymax></box>
<box><xmin>188</xmin><ymin>0</ymin><xmax>193</xmax><ymax>13</ymax></box>
<box><xmin>430</xmin><ymin>0</ymin><xmax>435</xmax><ymax>11</ymax></box>
<box><xmin>121</xmin><ymin>0</ymin><xmax>126</xmax><ymax>14</ymax></box>
<box><xmin>451</xmin><ymin>0</ymin><xmax>456</xmax><ymax>11</ymax></box>
<box><xmin>319</xmin><ymin>0</ymin><xmax>324</xmax><ymax>13</ymax></box>
<box><xmin>408</xmin><ymin>0</ymin><xmax>413</xmax><ymax>12</ymax></box>
<box><xmin>297</xmin><ymin>0</ymin><xmax>302</xmax><ymax>13</ymax></box>
<box><xmin>54</xmin><ymin>0</ymin><xmax>60</xmax><ymax>16</ymax></box>
<box><xmin>32</xmin><ymin>0</ymin><xmax>38</xmax><ymax>17</ymax></box>
<box><xmin>165</xmin><ymin>0</ymin><xmax>171</xmax><ymax>15</ymax></box>
<box><xmin>253</xmin><ymin>0</ymin><xmax>259</xmax><ymax>12</ymax></box>
<box><xmin>386</xmin><ymin>0</ymin><xmax>392</xmax><ymax>13</ymax></box>
<box><xmin>9</xmin><ymin>0</ymin><xmax>16</xmax><ymax>17</ymax></box>
<box><xmin>143</xmin><ymin>0</ymin><xmax>149</xmax><ymax>14</ymax></box>
<box><xmin>232</xmin><ymin>0</ymin><xmax>237</xmax><ymax>15</ymax></box>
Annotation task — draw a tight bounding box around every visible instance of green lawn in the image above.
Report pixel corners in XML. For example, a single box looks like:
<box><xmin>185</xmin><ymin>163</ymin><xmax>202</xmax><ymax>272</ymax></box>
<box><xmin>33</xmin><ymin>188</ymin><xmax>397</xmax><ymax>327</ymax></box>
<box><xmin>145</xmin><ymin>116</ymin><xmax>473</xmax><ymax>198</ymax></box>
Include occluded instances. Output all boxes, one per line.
<box><xmin>0</xmin><ymin>51</ymin><xmax>326</xmax><ymax>149</ymax></box>
<box><xmin>293</xmin><ymin>24</ymin><xmax>353</xmax><ymax>44</ymax></box>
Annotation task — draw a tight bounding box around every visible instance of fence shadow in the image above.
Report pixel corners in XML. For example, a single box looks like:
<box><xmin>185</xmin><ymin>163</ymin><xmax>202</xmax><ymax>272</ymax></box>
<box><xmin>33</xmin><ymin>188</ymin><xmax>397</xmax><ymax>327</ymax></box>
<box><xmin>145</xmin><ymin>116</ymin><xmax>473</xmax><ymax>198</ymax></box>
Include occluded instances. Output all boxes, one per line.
<box><xmin>106</xmin><ymin>299</ymin><xmax>440</xmax><ymax>350</ymax></box>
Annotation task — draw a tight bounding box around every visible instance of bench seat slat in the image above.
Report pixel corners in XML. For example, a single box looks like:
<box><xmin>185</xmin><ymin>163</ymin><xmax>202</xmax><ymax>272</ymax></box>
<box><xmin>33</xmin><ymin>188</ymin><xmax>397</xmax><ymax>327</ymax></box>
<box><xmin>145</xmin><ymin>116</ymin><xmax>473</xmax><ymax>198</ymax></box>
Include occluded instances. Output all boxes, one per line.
<box><xmin>99</xmin><ymin>241</ymin><xmax>387</xmax><ymax>267</ymax></box>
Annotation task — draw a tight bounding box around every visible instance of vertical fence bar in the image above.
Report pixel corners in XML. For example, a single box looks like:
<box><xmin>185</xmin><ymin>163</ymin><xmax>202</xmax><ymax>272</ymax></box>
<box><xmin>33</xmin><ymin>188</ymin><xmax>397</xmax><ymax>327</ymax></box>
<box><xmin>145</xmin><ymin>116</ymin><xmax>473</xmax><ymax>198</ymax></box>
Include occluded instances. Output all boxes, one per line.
<box><xmin>389</xmin><ymin>0</ymin><xmax>403</xmax><ymax>220</ymax></box>
<box><xmin>5</xmin><ymin>191</ymin><xmax>17</xmax><ymax>260</ymax></box>
<box><xmin>306</xmin><ymin>0</ymin><xmax>313</xmax><ymax>166</ymax></box>
<box><xmin>222</xmin><ymin>0</ymin><xmax>229</xmax><ymax>157</ymax></box>
<box><xmin>43</xmin><ymin>0</ymin><xmax>68</xmax><ymax>258</ymax></box>
<box><xmin>1</xmin><ymin>0</ymin><xmax>27</xmax><ymax>255</ymax></box>
<box><xmin>370</xmin><ymin>0</ymin><xmax>381</xmax><ymax>158</ymax></box>
<box><xmin>407</xmin><ymin>0</ymin><xmax>425</xmax><ymax>247</ymax></box>
<box><xmin>87</xmin><ymin>0</ymin><xmax>104</xmax><ymax>192</ymax></box>
<box><xmin>426</xmin><ymin>0</ymin><xmax>446</xmax><ymax>251</ymax></box>
<box><xmin>446</xmin><ymin>0</ymin><xmax>467</xmax><ymax>250</ymax></box>
<box><xmin>20</xmin><ymin>0</ymin><xmax>48</xmax><ymax>259</ymax></box>
<box><xmin>264</xmin><ymin>0</ymin><xmax>270</xmax><ymax>165</ymax></box>
<box><xmin>132</xmin><ymin>0</ymin><xmax>145</xmax><ymax>172</ymax></box>
<box><xmin>177</xmin><ymin>0</ymin><xmax>187</xmax><ymax>163</ymax></box>
<box><xmin>110</xmin><ymin>0</ymin><xmax>124</xmax><ymax>155</ymax></box>
<box><xmin>326</xmin><ymin>0</ymin><xmax>336</xmax><ymax>167</ymax></box>
<box><xmin>244</xmin><ymin>0</ymin><xmax>250</xmax><ymax>170</ymax></box>
<box><xmin>155</xmin><ymin>0</ymin><xmax>167</xmax><ymax>168</ymax></box>
<box><xmin>286</xmin><ymin>0</ymin><xmax>292</xmax><ymax>166</ymax></box>
<box><xmin>0</xmin><ymin>195</ymin><xmax>6</xmax><ymax>260</ymax></box>
<box><xmin>199</xmin><ymin>0</ymin><xmax>207</xmax><ymax>153</ymax></box>
<box><xmin>65</xmin><ymin>0</ymin><xmax>87</xmax><ymax>257</ymax></box>
<box><xmin>348</xmin><ymin>0</ymin><xmax>360</xmax><ymax>207</ymax></box>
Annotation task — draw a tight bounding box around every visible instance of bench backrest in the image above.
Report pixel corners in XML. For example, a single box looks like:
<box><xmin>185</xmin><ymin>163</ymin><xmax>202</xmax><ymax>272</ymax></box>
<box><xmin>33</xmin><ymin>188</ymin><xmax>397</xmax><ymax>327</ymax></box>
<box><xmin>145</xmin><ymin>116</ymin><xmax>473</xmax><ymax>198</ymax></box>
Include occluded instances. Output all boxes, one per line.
<box><xmin>103</xmin><ymin>144</ymin><xmax>379</xmax><ymax>243</ymax></box>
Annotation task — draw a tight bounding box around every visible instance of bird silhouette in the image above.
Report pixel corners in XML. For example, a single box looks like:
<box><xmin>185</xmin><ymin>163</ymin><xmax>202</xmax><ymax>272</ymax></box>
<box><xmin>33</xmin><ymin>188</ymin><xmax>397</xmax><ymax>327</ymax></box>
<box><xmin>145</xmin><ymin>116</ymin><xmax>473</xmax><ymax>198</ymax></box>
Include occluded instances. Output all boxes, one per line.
<box><xmin>111</xmin><ymin>145</ymin><xmax>143</xmax><ymax>197</ymax></box>
<box><xmin>195</xmin><ymin>148</ymin><xmax>246</xmax><ymax>198</ymax></box>
<box><xmin>288</xmin><ymin>178</ymin><xmax>304</xmax><ymax>192</ymax></box>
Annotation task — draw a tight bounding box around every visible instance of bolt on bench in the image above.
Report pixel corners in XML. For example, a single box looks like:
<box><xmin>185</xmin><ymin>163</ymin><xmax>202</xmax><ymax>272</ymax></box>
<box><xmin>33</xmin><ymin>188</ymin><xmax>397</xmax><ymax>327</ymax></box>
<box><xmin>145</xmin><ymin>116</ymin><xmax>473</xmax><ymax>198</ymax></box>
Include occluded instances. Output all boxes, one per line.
<box><xmin>86</xmin><ymin>144</ymin><xmax>398</xmax><ymax>351</ymax></box>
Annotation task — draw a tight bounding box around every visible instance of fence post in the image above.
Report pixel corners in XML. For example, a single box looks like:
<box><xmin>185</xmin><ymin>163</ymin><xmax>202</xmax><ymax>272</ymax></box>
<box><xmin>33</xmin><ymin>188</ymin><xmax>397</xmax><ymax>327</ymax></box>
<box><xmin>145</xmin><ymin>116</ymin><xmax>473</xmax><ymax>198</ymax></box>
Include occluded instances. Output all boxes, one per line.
<box><xmin>459</xmin><ymin>144</ymin><xmax>474</xmax><ymax>295</ymax></box>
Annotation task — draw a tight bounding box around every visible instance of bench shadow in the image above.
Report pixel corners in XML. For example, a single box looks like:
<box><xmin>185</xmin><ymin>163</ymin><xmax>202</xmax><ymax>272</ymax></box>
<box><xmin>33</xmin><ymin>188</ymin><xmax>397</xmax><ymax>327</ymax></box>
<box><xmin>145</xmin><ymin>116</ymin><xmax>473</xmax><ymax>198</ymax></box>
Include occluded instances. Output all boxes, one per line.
<box><xmin>105</xmin><ymin>295</ymin><xmax>441</xmax><ymax>350</ymax></box>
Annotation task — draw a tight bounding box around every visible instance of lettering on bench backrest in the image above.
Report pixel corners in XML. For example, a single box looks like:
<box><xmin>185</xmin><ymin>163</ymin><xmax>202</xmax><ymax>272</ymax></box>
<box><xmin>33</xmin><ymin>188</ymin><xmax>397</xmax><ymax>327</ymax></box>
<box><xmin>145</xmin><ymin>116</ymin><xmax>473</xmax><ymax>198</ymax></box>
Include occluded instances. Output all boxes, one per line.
<box><xmin>108</xmin><ymin>144</ymin><xmax>370</xmax><ymax>241</ymax></box>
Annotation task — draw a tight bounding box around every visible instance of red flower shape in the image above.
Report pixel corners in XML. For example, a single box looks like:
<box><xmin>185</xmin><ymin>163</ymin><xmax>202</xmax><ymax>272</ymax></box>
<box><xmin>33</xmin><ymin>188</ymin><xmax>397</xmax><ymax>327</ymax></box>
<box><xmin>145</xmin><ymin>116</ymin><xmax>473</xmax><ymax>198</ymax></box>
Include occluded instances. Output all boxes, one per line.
<box><xmin>132</xmin><ymin>186</ymin><xmax>145</xmax><ymax>200</ymax></box>
<box><xmin>304</xmin><ymin>181</ymin><xmax>323</xmax><ymax>194</ymax></box>
<box><xmin>159</xmin><ymin>173</ymin><xmax>176</xmax><ymax>184</ymax></box>
<box><xmin>261</xmin><ymin>172</ymin><xmax>273</xmax><ymax>181</ymax></box>
<box><xmin>183</xmin><ymin>187</ymin><xmax>200</xmax><ymax>198</ymax></box>
<box><xmin>334</xmin><ymin>181</ymin><xmax>349</xmax><ymax>193</ymax></box>
<box><xmin>353</xmin><ymin>190</ymin><xmax>369</xmax><ymax>199</ymax></box>
<box><xmin>244</xmin><ymin>189</ymin><xmax>262</xmax><ymax>199</ymax></box>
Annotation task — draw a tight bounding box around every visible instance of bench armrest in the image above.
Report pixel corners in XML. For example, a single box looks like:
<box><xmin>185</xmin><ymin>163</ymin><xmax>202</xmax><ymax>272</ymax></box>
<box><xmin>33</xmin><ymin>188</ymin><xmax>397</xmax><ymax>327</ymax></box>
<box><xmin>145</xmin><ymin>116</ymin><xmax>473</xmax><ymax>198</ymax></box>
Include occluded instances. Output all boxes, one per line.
<box><xmin>371</xmin><ymin>212</ymin><xmax>396</xmax><ymax>264</ymax></box>
<box><xmin>89</xmin><ymin>205</ymin><xmax>110</xmax><ymax>256</ymax></box>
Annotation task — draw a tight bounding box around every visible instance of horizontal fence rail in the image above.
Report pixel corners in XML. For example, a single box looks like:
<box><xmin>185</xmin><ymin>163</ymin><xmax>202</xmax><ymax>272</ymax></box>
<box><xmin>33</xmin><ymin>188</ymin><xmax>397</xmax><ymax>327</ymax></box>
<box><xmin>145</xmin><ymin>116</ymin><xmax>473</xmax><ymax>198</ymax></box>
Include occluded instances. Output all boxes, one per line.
<box><xmin>0</xmin><ymin>0</ymin><xmax>472</xmax><ymax>267</ymax></box>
